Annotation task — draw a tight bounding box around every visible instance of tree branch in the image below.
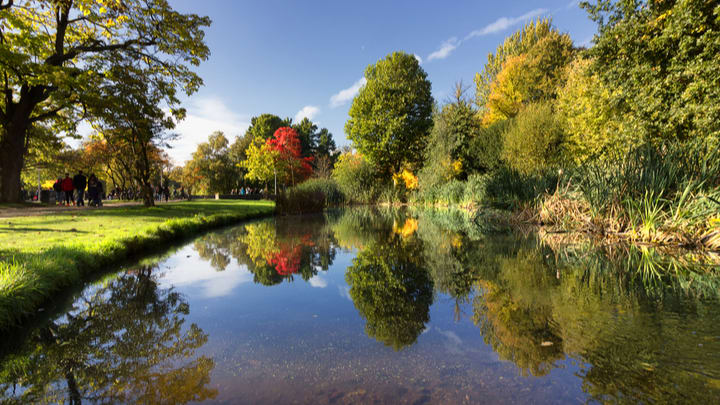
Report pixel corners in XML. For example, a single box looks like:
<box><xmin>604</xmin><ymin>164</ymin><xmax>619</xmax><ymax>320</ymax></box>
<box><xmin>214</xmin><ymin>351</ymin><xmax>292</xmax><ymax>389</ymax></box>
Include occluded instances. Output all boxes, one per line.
<box><xmin>0</xmin><ymin>0</ymin><xmax>13</xmax><ymax>11</ymax></box>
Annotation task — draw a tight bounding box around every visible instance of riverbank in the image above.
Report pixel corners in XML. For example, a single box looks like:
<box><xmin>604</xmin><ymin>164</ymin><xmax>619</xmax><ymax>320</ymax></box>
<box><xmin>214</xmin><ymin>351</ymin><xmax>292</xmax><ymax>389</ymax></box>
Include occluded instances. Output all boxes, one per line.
<box><xmin>0</xmin><ymin>200</ymin><xmax>275</xmax><ymax>330</ymax></box>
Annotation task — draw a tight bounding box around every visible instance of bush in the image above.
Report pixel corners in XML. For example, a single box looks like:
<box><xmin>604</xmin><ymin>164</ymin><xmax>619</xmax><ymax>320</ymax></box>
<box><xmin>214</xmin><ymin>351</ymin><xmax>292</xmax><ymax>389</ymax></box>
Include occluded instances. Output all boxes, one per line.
<box><xmin>332</xmin><ymin>152</ymin><xmax>378</xmax><ymax>203</ymax></box>
<box><xmin>463</xmin><ymin>120</ymin><xmax>507</xmax><ymax>174</ymax></box>
<box><xmin>501</xmin><ymin>102</ymin><xmax>565</xmax><ymax>174</ymax></box>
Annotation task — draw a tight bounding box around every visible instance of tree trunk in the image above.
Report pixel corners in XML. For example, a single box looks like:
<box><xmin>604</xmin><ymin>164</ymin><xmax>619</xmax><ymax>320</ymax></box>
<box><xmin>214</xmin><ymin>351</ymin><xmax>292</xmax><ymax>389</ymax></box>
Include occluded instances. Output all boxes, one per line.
<box><xmin>141</xmin><ymin>181</ymin><xmax>155</xmax><ymax>207</ymax></box>
<box><xmin>0</xmin><ymin>123</ymin><xmax>28</xmax><ymax>203</ymax></box>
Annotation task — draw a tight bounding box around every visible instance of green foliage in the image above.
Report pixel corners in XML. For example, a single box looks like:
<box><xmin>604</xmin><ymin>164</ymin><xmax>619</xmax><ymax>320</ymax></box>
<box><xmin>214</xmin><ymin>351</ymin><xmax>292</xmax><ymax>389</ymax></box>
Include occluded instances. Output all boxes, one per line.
<box><xmin>241</xmin><ymin>137</ymin><xmax>278</xmax><ymax>187</ymax></box>
<box><xmin>556</xmin><ymin>57</ymin><xmax>631</xmax><ymax>163</ymax></box>
<box><xmin>463</xmin><ymin>120</ymin><xmax>507</xmax><ymax>174</ymax></box>
<box><xmin>331</xmin><ymin>152</ymin><xmax>378</xmax><ymax>203</ymax></box>
<box><xmin>419</xmin><ymin>85</ymin><xmax>484</xmax><ymax>191</ymax></box>
<box><xmin>0</xmin><ymin>0</ymin><xmax>211</xmax><ymax>202</ymax></box>
<box><xmin>582</xmin><ymin>0</ymin><xmax>720</xmax><ymax>142</ymax></box>
<box><xmin>245</xmin><ymin>114</ymin><xmax>292</xmax><ymax>141</ymax></box>
<box><xmin>501</xmin><ymin>102</ymin><xmax>566</xmax><ymax>174</ymax></box>
<box><xmin>185</xmin><ymin>132</ymin><xmax>238</xmax><ymax>194</ymax></box>
<box><xmin>573</xmin><ymin>139</ymin><xmax>720</xmax><ymax>217</ymax></box>
<box><xmin>475</xmin><ymin>18</ymin><xmax>574</xmax><ymax>120</ymax></box>
<box><xmin>345</xmin><ymin>51</ymin><xmax>434</xmax><ymax>176</ymax></box>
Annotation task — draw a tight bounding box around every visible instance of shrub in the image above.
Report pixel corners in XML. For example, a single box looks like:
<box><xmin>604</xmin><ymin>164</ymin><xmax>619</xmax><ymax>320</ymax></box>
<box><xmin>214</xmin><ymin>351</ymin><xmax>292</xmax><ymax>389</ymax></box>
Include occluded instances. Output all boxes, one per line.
<box><xmin>332</xmin><ymin>152</ymin><xmax>378</xmax><ymax>203</ymax></box>
<box><xmin>501</xmin><ymin>102</ymin><xmax>565</xmax><ymax>174</ymax></box>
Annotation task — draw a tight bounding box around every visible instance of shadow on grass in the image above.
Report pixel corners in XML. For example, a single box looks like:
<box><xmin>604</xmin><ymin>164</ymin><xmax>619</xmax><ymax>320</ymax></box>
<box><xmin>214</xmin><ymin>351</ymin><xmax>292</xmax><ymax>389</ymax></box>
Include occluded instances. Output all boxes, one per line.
<box><xmin>0</xmin><ymin>227</ymin><xmax>89</xmax><ymax>233</ymax></box>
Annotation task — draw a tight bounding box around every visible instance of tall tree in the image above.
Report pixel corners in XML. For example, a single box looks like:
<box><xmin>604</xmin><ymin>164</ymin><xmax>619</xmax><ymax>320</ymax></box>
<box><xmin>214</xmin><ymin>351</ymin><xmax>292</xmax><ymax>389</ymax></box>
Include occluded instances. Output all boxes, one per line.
<box><xmin>267</xmin><ymin>127</ymin><xmax>313</xmax><ymax>186</ymax></box>
<box><xmin>345</xmin><ymin>51</ymin><xmax>434</xmax><ymax>177</ymax></box>
<box><xmin>0</xmin><ymin>0</ymin><xmax>210</xmax><ymax>202</ymax></box>
<box><xmin>245</xmin><ymin>113</ymin><xmax>291</xmax><ymax>141</ymax></box>
<box><xmin>291</xmin><ymin>117</ymin><xmax>319</xmax><ymax>158</ymax></box>
<box><xmin>479</xmin><ymin>20</ymin><xmax>575</xmax><ymax>126</ymax></box>
<box><xmin>186</xmin><ymin>131</ymin><xmax>236</xmax><ymax>194</ymax></box>
<box><xmin>87</xmin><ymin>62</ymin><xmax>175</xmax><ymax>207</ymax></box>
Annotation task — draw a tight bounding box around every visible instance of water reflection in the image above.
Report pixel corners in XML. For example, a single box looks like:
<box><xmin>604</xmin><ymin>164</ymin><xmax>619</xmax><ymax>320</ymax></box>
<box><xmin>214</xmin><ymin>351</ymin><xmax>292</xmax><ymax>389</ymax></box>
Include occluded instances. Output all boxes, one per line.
<box><xmin>2</xmin><ymin>208</ymin><xmax>720</xmax><ymax>403</ymax></box>
<box><xmin>0</xmin><ymin>266</ymin><xmax>217</xmax><ymax>404</ymax></box>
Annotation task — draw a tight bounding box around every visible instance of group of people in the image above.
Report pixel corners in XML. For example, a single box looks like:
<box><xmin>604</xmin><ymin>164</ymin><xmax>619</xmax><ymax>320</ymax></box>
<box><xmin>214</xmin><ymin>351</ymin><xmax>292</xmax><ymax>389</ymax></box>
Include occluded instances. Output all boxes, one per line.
<box><xmin>52</xmin><ymin>171</ymin><xmax>103</xmax><ymax>207</ymax></box>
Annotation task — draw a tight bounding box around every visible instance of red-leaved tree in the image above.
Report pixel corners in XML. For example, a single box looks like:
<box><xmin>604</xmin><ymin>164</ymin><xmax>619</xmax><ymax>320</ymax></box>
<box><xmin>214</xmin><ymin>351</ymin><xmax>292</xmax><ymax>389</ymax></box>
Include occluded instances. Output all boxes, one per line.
<box><xmin>267</xmin><ymin>127</ymin><xmax>313</xmax><ymax>186</ymax></box>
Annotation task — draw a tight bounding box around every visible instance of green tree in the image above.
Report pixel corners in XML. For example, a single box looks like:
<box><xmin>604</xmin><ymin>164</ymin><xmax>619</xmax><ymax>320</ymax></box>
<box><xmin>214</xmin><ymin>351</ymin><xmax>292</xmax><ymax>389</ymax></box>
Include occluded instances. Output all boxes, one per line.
<box><xmin>581</xmin><ymin>0</ymin><xmax>720</xmax><ymax>143</ymax></box>
<box><xmin>345</xmin><ymin>51</ymin><xmax>434</xmax><ymax>177</ymax></box>
<box><xmin>186</xmin><ymin>131</ymin><xmax>236</xmax><ymax>194</ymax></box>
<box><xmin>0</xmin><ymin>0</ymin><xmax>210</xmax><ymax>202</ymax></box>
<box><xmin>480</xmin><ymin>21</ymin><xmax>575</xmax><ymax>126</ymax></box>
<box><xmin>419</xmin><ymin>83</ymin><xmax>485</xmax><ymax>190</ymax></box>
<box><xmin>242</xmin><ymin>137</ymin><xmax>278</xmax><ymax>189</ymax></box>
<box><xmin>475</xmin><ymin>19</ymin><xmax>564</xmax><ymax>113</ymax></box>
<box><xmin>87</xmin><ymin>62</ymin><xmax>176</xmax><ymax>206</ymax></box>
<box><xmin>245</xmin><ymin>114</ymin><xmax>291</xmax><ymax>141</ymax></box>
<box><xmin>292</xmin><ymin>117</ymin><xmax>319</xmax><ymax>158</ymax></box>
<box><xmin>556</xmin><ymin>57</ymin><xmax>631</xmax><ymax>163</ymax></box>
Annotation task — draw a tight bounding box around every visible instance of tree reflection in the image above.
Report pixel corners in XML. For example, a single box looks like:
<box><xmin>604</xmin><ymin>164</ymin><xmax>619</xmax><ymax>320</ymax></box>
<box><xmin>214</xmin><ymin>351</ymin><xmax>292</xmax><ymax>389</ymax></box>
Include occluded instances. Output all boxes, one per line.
<box><xmin>0</xmin><ymin>266</ymin><xmax>217</xmax><ymax>404</ymax></box>
<box><xmin>345</xmin><ymin>233</ymin><xmax>434</xmax><ymax>351</ymax></box>
<box><xmin>192</xmin><ymin>216</ymin><xmax>339</xmax><ymax>287</ymax></box>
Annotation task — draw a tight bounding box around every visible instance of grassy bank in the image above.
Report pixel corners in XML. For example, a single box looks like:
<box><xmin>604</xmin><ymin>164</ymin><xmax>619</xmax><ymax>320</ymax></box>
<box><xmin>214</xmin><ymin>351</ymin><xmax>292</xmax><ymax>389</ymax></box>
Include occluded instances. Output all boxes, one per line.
<box><xmin>0</xmin><ymin>200</ymin><xmax>275</xmax><ymax>330</ymax></box>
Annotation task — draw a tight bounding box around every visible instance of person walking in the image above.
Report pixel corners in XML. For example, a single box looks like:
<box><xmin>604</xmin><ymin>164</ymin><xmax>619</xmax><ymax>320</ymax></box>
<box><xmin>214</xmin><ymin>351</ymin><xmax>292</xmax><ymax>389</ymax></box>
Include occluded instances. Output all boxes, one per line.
<box><xmin>61</xmin><ymin>173</ymin><xmax>74</xmax><ymax>205</ymax></box>
<box><xmin>53</xmin><ymin>178</ymin><xmax>63</xmax><ymax>205</ymax></box>
<box><xmin>73</xmin><ymin>170</ymin><xmax>87</xmax><ymax>206</ymax></box>
<box><xmin>87</xmin><ymin>174</ymin><xmax>100</xmax><ymax>207</ymax></box>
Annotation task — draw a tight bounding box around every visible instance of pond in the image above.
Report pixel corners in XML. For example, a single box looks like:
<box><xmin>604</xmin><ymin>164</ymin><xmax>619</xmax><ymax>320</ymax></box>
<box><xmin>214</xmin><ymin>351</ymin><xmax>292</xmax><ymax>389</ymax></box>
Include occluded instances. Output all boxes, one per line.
<box><xmin>2</xmin><ymin>208</ymin><xmax>720</xmax><ymax>404</ymax></box>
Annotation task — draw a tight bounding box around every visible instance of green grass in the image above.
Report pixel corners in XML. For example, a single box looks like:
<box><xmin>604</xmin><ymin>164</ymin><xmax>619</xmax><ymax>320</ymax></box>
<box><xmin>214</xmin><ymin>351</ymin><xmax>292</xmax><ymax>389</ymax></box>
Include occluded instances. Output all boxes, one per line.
<box><xmin>0</xmin><ymin>200</ymin><xmax>275</xmax><ymax>330</ymax></box>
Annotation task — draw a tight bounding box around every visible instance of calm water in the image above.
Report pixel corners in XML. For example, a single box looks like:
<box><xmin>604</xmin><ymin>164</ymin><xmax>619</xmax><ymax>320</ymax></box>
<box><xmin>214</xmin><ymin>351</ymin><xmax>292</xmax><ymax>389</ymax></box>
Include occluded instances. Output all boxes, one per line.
<box><xmin>2</xmin><ymin>208</ymin><xmax>720</xmax><ymax>404</ymax></box>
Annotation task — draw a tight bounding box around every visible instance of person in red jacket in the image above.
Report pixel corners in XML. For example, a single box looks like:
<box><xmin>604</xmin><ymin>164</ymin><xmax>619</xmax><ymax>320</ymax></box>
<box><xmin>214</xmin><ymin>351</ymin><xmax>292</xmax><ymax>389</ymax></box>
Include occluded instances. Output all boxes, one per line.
<box><xmin>61</xmin><ymin>173</ymin><xmax>74</xmax><ymax>206</ymax></box>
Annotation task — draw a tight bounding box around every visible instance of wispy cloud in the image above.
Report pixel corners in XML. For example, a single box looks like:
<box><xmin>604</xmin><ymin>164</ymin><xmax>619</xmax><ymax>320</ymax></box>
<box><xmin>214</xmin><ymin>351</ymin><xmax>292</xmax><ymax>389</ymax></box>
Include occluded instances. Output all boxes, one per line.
<box><xmin>566</xmin><ymin>0</ymin><xmax>580</xmax><ymax>9</ymax></box>
<box><xmin>169</xmin><ymin>97</ymin><xmax>249</xmax><ymax>164</ymax></box>
<box><xmin>294</xmin><ymin>105</ymin><xmax>319</xmax><ymax>122</ymax></box>
<box><xmin>465</xmin><ymin>8</ymin><xmax>548</xmax><ymax>40</ymax></box>
<box><xmin>413</xmin><ymin>53</ymin><xmax>423</xmax><ymax>65</ymax></box>
<box><xmin>427</xmin><ymin>37</ymin><xmax>460</xmax><ymax>61</ymax></box>
<box><xmin>330</xmin><ymin>77</ymin><xmax>367</xmax><ymax>108</ymax></box>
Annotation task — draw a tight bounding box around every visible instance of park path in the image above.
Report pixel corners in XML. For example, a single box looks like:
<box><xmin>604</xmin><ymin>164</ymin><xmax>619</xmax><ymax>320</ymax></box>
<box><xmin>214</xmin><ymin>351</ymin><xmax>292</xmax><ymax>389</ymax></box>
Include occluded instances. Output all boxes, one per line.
<box><xmin>0</xmin><ymin>201</ymin><xmax>176</xmax><ymax>218</ymax></box>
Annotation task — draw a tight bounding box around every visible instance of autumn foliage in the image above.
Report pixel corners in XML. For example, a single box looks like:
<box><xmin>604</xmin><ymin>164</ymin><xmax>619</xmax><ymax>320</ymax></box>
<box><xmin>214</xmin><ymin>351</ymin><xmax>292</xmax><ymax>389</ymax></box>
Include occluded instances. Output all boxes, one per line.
<box><xmin>267</xmin><ymin>127</ymin><xmax>313</xmax><ymax>185</ymax></box>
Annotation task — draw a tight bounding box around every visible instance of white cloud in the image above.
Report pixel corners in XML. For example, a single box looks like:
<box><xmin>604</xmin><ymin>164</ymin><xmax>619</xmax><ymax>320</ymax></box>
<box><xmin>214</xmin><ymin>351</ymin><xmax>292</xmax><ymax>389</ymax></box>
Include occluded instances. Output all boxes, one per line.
<box><xmin>427</xmin><ymin>37</ymin><xmax>460</xmax><ymax>61</ymax></box>
<box><xmin>465</xmin><ymin>8</ymin><xmax>548</xmax><ymax>39</ymax></box>
<box><xmin>413</xmin><ymin>54</ymin><xmax>423</xmax><ymax>64</ymax></box>
<box><xmin>169</xmin><ymin>97</ymin><xmax>249</xmax><ymax>165</ymax></box>
<box><xmin>294</xmin><ymin>105</ymin><xmax>320</xmax><ymax>122</ymax></box>
<box><xmin>159</xmin><ymin>246</ymin><xmax>253</xmax><ymax>299</ymax></box>
<box><xmin>567</xmin><ymin>0</ymin><xmax>580</xmax><ymax>9</ymax></box>
<box><xmin>308</xmin><ymin>274</ymin><xmax>328</xmax><ymax>288</ymax></box>
<box><xmin>330</xmin><ymin>77</ymin><xmax>367</xmax><ymax>108</ymax></box>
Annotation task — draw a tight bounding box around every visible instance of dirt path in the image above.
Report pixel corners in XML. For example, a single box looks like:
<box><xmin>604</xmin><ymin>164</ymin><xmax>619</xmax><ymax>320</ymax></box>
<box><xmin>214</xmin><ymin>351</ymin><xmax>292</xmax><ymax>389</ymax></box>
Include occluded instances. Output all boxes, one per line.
<box><xmin>0</xmin><ymin>200</ymin><xmax>181</xmax><ymax>218</ymax></box>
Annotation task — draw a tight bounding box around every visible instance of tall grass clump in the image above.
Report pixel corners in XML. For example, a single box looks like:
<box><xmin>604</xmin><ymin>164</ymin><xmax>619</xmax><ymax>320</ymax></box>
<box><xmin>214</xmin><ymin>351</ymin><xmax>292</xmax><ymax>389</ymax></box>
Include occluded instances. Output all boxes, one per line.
<box><xmin>276</xmin><ymin>178</ymin><xmax>347</xmax><ymax>215</ymax></box>
<box><xmin>541</xmin><ymin>140</ymin><xmax>720</xmax><ymax>248</ymax></box>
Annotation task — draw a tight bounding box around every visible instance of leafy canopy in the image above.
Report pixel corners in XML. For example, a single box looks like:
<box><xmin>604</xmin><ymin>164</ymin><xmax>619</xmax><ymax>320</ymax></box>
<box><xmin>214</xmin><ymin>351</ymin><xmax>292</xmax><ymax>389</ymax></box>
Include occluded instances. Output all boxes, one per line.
<box><xmin>345</xmin><ymin>51</ymin><xmax>434</xmax><ymax>176</ymax></box>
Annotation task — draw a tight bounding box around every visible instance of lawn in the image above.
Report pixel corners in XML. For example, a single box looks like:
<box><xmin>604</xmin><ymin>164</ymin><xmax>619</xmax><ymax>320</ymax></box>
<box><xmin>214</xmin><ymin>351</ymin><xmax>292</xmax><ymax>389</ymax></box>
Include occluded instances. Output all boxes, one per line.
<box><xmin>0</xmin><ymin>200</ymin><xmax>275</xmax><ymax>330</ymax></box>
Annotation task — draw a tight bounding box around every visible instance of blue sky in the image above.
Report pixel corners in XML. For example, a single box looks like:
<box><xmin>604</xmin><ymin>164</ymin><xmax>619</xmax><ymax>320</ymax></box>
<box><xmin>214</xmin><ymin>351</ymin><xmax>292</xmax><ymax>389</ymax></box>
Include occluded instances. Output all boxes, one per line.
<box><xmin>166</xmin><ymin>0</ymin><xmax>598</xmax><ymax>164</ymax></box>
